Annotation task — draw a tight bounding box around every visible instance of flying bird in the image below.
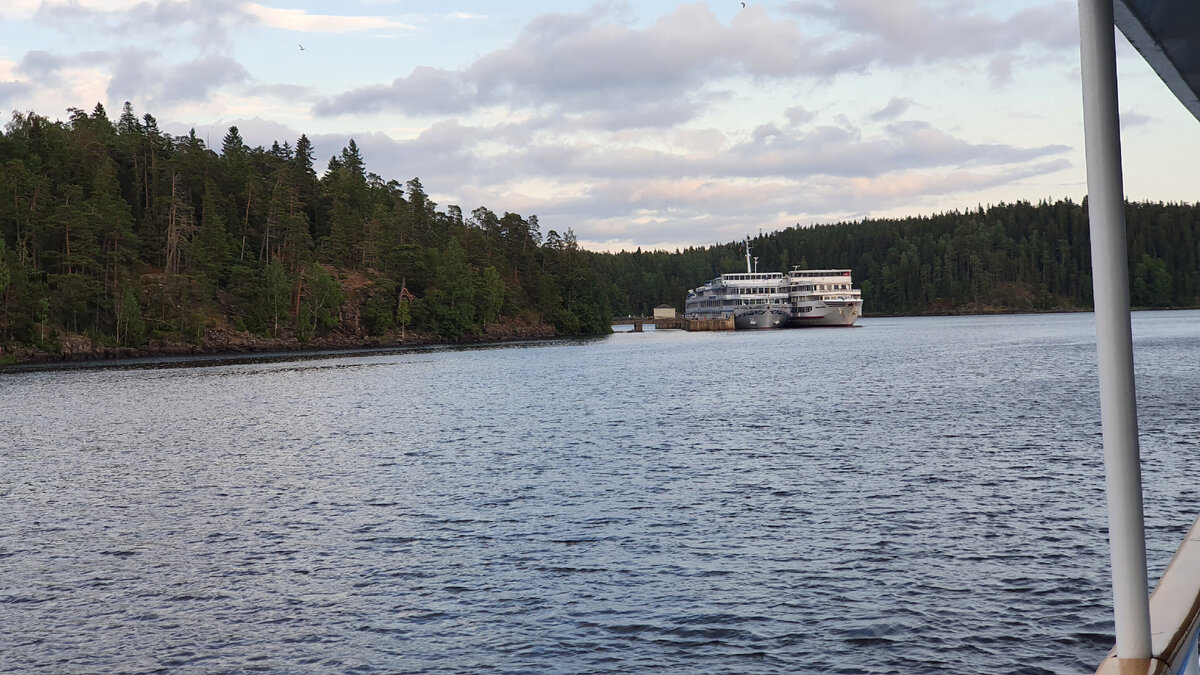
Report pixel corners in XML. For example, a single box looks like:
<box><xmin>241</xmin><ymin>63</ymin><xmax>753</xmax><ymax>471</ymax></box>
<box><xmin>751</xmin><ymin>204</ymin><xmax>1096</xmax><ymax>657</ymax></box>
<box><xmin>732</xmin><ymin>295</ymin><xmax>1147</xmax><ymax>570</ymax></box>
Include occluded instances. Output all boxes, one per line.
<box><xmin>741</xmin><ymin>2</ymin><xmax>745</xmax><ymax>6</ymax></box>
<box><xmin>298</xmin><ymin>43</ymin><xmax>306</xmax><ymax>51</ymax></box>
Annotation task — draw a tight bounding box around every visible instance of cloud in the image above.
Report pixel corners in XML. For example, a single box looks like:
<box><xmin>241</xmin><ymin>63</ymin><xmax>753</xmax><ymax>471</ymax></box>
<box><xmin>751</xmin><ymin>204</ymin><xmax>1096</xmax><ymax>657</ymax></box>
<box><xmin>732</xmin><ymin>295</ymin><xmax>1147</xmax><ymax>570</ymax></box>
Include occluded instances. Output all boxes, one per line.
<box><xmin>108</xmin><ymin>51</ymin><xmax>249</xmax><ymax>107</ymax></box>
<box><xmin>314</xmin><ymin>3</ymin><xmax>811</xmax><ymax>120</ymax></box>
<box><xmin>716</xmin><ymin>118</ymin><xmax>1069</xmax><ymax>179</ymax></box>
<box><xmin>783</xmin><ymin>0</ymin><xmax>1077</xmax><ymax>69</ymax></box>
<box><xmin>576</xmin><ymin>99</ymin><xmax>709</xmax><ymax>130</ymax></box>
<box><xmin>0</xmin><ymin>0</ymin><xmax>43</xmax><ymax>19</ymax></box>
<box><xmin>785</xmin><ymin>106</ymin><xmax>817</xmax><ymax>126</ymax></box>
<box><xmin>34</xmin><ymin>0</ymin><xmax>252</xmax><ymax>47</ymax></box>
<box><xmin>988</xmin><ymin>55</ymin><xmax>1015</xmax><ymax>86</ymax></box>
<box><xmin>161</xmin><ymin>55</ymin><xmax>250</xmax><ymax>103</ymax></box>
<box><xmin>312</xmin><ymin>66</ymin><xmax>473</xmax><ymax>116</ymax></box>
<box><xmin>18</xmin><ymin>50</ymin><xmax>69</xmax><ymax>80</ymax></box>
<box><xmin>305</xmin><ymin>110</ymin><xmax>1072</xmax><ymax>234</ymax></box>
<box><xmin>869</xmin><ymin>97</ymin><xmax>913</xmax><ymax>121</ymax></box>
<box><xmin>241</xmin><ymin>3</ymin><xmax>415</xmax><ymax>33</ymax></box>
<box><xmin>313</xmin><ymin>1</ymin><xmax>1079</xmax><ymax>133</ymax></box>
<box><xmin>469</xmin><ymin>3</ymin><xmax>804</xmax><ymax>102</ymax></box>
<box><xmin>0</xmin><ymin>81</ymin><xmax>33</xmax><ymax>106</ymax></box>
<box><xmin>31</xmin><ymin>0</ymin><xmax>411</xmax><ymax>49</ymax></box>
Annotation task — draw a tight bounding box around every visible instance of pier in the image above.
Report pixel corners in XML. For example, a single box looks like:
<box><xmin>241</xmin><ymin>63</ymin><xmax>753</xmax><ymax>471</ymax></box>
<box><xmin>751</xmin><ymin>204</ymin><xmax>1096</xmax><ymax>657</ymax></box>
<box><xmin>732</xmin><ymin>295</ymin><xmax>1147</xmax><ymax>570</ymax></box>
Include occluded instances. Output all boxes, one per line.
<box><xmin>612</xmin><ymin>316</ymin><xmax>733</xmax><ymax>331</ymax></box>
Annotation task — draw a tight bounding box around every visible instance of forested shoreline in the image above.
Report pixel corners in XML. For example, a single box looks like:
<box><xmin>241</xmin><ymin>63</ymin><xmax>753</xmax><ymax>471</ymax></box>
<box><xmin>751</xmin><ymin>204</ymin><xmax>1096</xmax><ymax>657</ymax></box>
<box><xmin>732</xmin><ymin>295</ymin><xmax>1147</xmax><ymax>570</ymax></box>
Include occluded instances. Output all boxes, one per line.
<box><xmin>603</xmin><ymin>198</ymin><xmax>1199</xmax><ymax>317</ymax></box>
<box><xmin>1</xmin><ymin>104</ymin><xmax>1197</xmax><ymax>364</ymax></box>
<box><xmin>0</xmin><ymin>103</ymin><xmax>612</xmax><ymax>363</ymax></box>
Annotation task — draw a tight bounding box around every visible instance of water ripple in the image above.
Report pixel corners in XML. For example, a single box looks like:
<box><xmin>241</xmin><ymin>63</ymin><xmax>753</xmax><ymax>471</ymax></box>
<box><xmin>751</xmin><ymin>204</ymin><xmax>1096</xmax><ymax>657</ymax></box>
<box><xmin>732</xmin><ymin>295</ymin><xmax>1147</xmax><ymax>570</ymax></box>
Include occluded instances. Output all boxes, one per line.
<box><xmin>2</xmin><ymin>311</ymin><xmax>1199</xmax><ymax>673</ymax></box>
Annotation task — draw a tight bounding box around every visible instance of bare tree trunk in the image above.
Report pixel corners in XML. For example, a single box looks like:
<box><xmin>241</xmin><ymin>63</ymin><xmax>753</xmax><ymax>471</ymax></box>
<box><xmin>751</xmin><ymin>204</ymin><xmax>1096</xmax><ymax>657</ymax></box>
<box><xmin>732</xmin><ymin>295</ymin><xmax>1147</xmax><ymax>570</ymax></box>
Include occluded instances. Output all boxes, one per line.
<box><xmin>240</xmin><ymin>184</ymin><xmax>252</xmax><ymax>262</ymax></box>
<box><xmin>165</xmin><ymin>172</ymin><xmax>179</xmax><ymax>274</ymax></box>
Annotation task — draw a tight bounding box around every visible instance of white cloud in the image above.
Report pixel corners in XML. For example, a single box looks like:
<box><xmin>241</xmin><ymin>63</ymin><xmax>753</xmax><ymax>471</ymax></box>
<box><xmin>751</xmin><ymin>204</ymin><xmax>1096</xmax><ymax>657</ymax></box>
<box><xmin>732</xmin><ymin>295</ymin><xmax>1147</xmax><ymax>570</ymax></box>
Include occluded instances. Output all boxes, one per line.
<box><xmin>314</xmin><ymin>3</ymin><xmax>811</xmax><ymax>120</ymax></box>
<box><xmin>786</xmin><ymin>0</ymin><xmax>1078</xmax><ymax>66</ymax></box>
<box><xmin>241</xmin><ymin>3</ymin><xmax>415</xmax><ymax>33</ymax></box>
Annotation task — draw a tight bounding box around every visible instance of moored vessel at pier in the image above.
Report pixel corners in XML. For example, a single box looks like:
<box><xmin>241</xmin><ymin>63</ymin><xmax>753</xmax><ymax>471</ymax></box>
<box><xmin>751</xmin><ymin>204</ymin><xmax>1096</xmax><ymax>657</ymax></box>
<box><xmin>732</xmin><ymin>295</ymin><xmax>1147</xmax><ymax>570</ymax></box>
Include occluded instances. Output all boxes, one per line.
<box><xmin>683</xmin><ymin>238</ymin><xmax>789</xmax><ymax>329</ymax></box>
<box><xmin>683</xmin><ymin>238</ymin><xmax>863</xmax><ymax>329</ymax></box>
<box><xmin>785</xmin><ymin>268</ymin><xmax>863</xmax><ymax>327</ymax></box>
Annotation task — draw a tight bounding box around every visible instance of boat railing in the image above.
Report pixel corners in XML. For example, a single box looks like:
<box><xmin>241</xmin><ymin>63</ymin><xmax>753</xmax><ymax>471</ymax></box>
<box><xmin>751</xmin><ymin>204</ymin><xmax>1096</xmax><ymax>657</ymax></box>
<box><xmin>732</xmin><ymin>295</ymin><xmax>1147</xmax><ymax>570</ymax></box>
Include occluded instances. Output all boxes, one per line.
<box><xmin>1095</xmin><ymin>513</ymin><xmax>1200</xmax><ymax>675</ymax></box>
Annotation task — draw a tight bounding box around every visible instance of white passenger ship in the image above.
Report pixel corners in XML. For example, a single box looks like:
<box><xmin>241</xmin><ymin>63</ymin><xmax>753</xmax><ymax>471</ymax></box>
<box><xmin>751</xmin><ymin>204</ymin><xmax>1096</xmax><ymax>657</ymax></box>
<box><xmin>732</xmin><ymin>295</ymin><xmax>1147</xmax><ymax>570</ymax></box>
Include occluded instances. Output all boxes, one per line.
<box><xmin>684</xmin><ymin>239</ymin><xmax>789</xmax><ymax>329</ymax></box>
<box><xmin>785</xmin><ymin>268</ymin><xmax>863</xmax><ymax>327</ymax></box>
<box><xmin>684</xmin><ymin>238</ymin><xmax>863</xmax><ymax>329</ymax></box>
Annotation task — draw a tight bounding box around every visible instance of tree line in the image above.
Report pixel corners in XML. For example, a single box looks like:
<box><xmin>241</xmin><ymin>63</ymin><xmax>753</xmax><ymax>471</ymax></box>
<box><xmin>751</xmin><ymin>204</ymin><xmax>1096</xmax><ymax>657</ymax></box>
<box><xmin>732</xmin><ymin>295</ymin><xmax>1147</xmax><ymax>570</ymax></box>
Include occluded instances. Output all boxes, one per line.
<box><xmin>0</xmin><ymin>103</ymin><xmax>611</xmax><ymax>354</ymax></box>
<box><xmin>1</xmin><ymin>103</ymin><xmax>1197</xmax><ymax>358</ymax></box>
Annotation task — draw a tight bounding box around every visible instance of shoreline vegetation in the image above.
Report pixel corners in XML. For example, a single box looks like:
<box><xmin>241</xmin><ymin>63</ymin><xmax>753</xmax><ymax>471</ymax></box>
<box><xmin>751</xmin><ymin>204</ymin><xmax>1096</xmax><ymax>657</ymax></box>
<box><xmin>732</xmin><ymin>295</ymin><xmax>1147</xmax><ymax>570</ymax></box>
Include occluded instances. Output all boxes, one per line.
<box><xmin>2</xmin><ymin>103</ymin><xmax>1198</xmax><ymax>367</ymax></box>
<box><xmin>10</xmin><ymin>305</ymin><xmax>1192</xmax><ymax>368</ymax></box>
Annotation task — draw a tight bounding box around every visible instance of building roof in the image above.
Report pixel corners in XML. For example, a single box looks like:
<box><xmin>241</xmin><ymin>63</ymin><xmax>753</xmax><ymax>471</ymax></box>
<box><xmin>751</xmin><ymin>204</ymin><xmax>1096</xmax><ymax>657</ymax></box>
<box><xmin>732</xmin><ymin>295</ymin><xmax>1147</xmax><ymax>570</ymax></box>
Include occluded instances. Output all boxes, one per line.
<box><xmin>1115</xmin><ymin>0</ymin><xmax>1200</xmax><ymax>122</ymax></box>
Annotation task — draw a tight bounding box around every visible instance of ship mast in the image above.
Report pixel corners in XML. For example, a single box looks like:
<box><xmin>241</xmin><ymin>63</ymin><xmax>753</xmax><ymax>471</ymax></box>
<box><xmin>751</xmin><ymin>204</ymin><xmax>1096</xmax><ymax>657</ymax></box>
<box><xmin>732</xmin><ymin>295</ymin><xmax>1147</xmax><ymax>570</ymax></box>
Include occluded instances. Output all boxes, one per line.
<box><xmin>744</xmin><ymin>236</ymin><xmax>753</xmax><ymax>274</ymax></box>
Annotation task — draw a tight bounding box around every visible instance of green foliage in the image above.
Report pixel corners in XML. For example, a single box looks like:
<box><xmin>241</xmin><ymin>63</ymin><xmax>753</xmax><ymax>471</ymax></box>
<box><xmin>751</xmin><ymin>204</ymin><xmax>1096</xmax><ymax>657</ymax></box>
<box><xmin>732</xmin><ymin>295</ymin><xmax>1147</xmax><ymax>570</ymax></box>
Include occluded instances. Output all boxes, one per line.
<box><xmin>1132</xmin><ymin>254</ymin><xmax>1171</xmax><ymax>307</ymax></box>
<box><xmin>254</xmin><ymin>259</ymin><xmax>291</xmax><ymax>337</ymax></box>
<box><xmin>476</xmin><ymin>265</ymin><xmax>505</xmax><ymax>325</ymax></box>
<box><xmin>427</xmin><ymin>239</ymin><xmax>477</xmax><ymax>338</ymax></box>
<box><xmin>363</xmin><ymin>278</ymin><xmax>397</xmax><ymax>336</ymax></box>
<box><xmin>2</xmin><ymin>103</ymin><xmax>1197</xmax><ymax>361</ymax></box>
<box><xmin>115</xmin><ymin>285</ymin><xmax>145</xmax><ymax>346</ymax></box>
<box><xmin>298</xmin><ymin>262</ymin><xmax>343</xmax><ymax>341</ymax></box>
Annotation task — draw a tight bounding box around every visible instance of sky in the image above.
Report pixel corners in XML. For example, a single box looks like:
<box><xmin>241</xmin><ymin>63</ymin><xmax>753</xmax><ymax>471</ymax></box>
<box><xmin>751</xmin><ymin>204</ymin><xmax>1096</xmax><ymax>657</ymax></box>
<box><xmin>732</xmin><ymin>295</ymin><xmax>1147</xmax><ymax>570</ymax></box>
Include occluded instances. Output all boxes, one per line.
<box><xmin>0</xmin><ymin>0</ymin><xmax>1197</xmax><ymax>252</ymax></box>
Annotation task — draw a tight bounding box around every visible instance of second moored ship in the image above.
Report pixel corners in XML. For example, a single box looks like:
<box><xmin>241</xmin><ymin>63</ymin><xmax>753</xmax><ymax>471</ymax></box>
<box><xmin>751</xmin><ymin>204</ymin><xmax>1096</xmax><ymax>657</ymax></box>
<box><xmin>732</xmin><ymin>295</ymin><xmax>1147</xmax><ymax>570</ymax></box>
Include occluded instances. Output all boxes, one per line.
<box><xmin>683</xmin><ymin>238</ymin><xmax>863</xmax><ymax>329</ymax></box>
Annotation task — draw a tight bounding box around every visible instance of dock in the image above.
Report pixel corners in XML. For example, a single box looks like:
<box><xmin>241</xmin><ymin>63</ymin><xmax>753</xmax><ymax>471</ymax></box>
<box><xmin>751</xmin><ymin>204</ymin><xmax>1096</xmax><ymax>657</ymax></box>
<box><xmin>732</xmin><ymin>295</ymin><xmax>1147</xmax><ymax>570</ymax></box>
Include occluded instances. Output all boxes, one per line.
<box><xmin>612</xmin><ymin>316</ymin><xmax>734</xmax><ymax>331</ymax></box>
<box><xmin>681</xmin><ymin>317</ymin><xmax>733</xmax><ymax>331</ymax></box>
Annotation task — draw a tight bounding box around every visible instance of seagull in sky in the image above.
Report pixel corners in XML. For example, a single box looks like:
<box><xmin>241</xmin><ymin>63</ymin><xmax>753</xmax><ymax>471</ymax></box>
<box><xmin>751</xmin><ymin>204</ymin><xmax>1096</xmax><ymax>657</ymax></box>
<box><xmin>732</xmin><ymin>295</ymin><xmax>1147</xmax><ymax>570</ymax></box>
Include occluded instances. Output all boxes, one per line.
<box><xmin>741</xmin><ymin>2</ymin><xmax>745</xmax><ymax>6</ymax></box>
<box><xmin>298</xmin><ymin>43</ymin><xmax>306</xmax><ymax>51</ymax></box>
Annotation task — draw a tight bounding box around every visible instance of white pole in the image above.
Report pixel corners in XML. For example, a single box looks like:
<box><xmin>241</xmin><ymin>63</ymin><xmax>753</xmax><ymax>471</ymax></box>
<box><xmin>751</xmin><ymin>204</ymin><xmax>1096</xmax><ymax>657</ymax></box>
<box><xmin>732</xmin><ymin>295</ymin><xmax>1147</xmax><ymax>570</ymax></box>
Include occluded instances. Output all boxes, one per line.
<box><xmin>1077</xmin><ymin>0</ymin><xmax>1151</xmax><ymax>659</ymax></box>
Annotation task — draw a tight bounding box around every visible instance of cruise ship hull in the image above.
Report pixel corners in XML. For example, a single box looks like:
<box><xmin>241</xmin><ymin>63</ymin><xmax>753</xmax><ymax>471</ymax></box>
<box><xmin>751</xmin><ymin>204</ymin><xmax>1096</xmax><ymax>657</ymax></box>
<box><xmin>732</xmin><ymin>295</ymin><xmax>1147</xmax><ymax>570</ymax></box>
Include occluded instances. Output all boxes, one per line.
<box><xmin>788</xmin><ymin>302</ymin><xmax>862</xmax><ymax>327</ymax></box>
<box><xmin>734</xmin><ymin>307</ymin><xmax>789</xmax><ymax>329</ymax></box>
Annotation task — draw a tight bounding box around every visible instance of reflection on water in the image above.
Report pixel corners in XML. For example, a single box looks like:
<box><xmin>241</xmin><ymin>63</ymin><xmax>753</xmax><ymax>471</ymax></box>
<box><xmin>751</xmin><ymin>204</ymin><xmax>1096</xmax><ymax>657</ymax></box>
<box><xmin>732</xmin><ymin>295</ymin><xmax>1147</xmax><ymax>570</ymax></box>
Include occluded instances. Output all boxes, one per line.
<box><xmin>2</xmin><ymin>311</ymin><xmax>1199</xmax><ymax>673</ymax></box>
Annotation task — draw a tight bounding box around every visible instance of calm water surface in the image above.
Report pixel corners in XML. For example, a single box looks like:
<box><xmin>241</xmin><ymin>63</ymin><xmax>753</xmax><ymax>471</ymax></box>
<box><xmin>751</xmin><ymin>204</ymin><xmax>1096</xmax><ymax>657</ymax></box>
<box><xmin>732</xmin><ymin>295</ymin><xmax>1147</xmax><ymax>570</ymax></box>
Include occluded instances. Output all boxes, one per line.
<box><xmin>2</xmin><ymin>311</ymin><xmax>1200</xmax><ymax>673</ymax></box>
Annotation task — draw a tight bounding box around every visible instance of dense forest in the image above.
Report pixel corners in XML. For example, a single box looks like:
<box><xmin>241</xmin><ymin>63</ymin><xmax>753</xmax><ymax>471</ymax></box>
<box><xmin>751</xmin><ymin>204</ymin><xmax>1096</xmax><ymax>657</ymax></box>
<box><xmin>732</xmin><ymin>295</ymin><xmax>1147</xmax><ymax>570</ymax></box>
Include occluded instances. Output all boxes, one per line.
<box><xmin>1</xmin><ymin>103</ymin><xmax>1197</xmax><ymax>361</ymax></box>
<box><xmin>0</xmin><ymin>103</ymin><xmax>613</xmax><ymax>359</ymax></box>
<box><xmin>601</xmin><ymin>198</ymin><xmax>1199</xmax><ymax>316</ymax></box>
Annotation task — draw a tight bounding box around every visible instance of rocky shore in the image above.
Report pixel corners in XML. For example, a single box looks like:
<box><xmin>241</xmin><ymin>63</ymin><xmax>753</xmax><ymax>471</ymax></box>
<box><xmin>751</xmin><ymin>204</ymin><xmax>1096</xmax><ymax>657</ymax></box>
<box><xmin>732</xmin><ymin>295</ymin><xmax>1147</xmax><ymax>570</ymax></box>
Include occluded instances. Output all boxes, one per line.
<box><xmin>0</xmin><ymin>318</ymin><xmax>565</xmax><ymax>366</ymax></box>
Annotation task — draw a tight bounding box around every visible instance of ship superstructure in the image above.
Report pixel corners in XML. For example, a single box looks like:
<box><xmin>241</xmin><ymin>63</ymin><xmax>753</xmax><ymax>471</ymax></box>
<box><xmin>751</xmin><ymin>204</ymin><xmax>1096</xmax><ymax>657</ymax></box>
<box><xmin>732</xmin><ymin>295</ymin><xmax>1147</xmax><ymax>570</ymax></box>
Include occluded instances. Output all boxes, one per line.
<box><xmin>684</xmin><ymin>238</ymin><xmax>862</xmax><ymax>329</ymax></box>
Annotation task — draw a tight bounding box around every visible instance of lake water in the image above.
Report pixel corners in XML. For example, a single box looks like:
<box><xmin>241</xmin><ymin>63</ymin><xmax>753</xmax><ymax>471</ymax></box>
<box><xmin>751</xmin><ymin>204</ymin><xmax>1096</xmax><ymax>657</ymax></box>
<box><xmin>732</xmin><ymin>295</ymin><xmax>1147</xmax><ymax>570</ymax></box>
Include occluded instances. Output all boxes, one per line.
<box><xmin>2</xmin><ymin>311</ymin><xmax>1199</xmax><ymax>674</ymax></box>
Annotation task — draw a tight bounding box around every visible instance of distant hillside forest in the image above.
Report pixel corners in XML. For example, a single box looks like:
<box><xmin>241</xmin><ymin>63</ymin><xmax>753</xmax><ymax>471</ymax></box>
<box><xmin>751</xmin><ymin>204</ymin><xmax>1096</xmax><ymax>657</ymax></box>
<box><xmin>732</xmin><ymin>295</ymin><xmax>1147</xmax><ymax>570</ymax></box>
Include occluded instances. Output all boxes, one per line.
<box><xmin>607</xmin><ymin>198</ymin><xmax>1199</xmax><ymax>316</ymax></box>
<box><xmin>1</xmin><ymin>104</ymin><xmax>1198</xmax><ymax>358</ymax></box>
